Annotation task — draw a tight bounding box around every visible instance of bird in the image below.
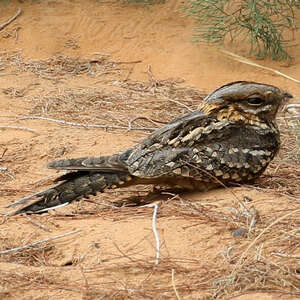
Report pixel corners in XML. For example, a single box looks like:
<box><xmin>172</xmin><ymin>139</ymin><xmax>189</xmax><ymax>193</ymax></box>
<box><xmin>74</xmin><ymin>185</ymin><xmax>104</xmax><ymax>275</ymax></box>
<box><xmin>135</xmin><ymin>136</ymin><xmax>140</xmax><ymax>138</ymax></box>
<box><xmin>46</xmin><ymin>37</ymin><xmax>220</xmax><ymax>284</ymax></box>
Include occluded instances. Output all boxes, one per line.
<box><xmin>5</xmin><ymin>81</ymin><xmax>292</xmax><ymax>215</ymax></box>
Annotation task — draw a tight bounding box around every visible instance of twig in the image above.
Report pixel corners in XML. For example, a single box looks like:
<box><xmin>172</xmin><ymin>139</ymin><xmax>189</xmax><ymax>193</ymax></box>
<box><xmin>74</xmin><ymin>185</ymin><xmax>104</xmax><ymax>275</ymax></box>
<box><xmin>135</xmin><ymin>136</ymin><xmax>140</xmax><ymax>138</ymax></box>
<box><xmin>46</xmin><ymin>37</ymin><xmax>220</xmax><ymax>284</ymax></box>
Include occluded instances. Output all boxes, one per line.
<box><xmin>92</xmin><ymin>52</ymin><xmax>111</xmax><ymax>56</ymax></box>
<box><xmin>172</xmin><ymin>269</ymin><xmax>181</xmax><ymax>300</ymax></box>
<box><xmin>0</xmin><ymin>229</ymin><xmax>81</xmax><ymax>255</ymax></box>
<box><xmin>0</xmin><ymin>8</ymin><xmax>22</xmax><ymax>31</ymax></box>
<box><xmin>21</xmin><ymin>116</ymin><xmax>156</xmax><ymax>131</ymax></box>
<box><xmin>0</xmin><ymin>216</ymin><xmax>7</xmax><ymax>225</ymax></box>
<box><xmin>0</xmin><ymin>72</ymin><xmax>17</xmax><ymax>76</ymax></box>
<box><xmin>167</xmin><ymin>98</ymin><xmax>194</xmax><ymax>112</ymax></box>
<box><xmin>0</xmin><ymin>126</ymin><xmax>38</xmax><ymax>133</ymax></box>
<box><xmin>124</xmin><ymin>65</ymin><xmax>134</xmax><ymax>81</ymax></box>
<box><xmin>116</xmin><ymin>60</ymin><xmax>142</xmax><ymax>65</ymax></box>
<box><xmin>147</xmin><ymin>65</ymin><xmax>159</xmax><ymax>86</ymax></box>
<box><xmin>221</xmin><ymin>49</ymin><xmax>300</xmax><ymax>83</ymax></box>
<box><xmin>25</xmin><ymin>215</ymin><xmax>51</xmax><ymax>232</ymax></box>
<box><xmin>186</xmin><ymin>161</ymin><xmax>249</xmax><ymax>212</ymax></box>
<box><xmin>241</xmin><ymin>184</ymin><xmax>300</xmax><ymax>202</ymax></box>
<box><xmin>271</xmin><ymin>252</ymin><xmax>300</xmax><ymax>259</ymax></box>
<box><xmin>284</xmin><ymin>104</ymin><xmax>300</xmax><ymax>116</ymax></box>
<box><xmin>112</xmin><ymin>241</ymin><xmax>142</xmax><ymax>264</ymax></box>
<box><xmin>231</xmin><ymin>208</ymin><xmax>300</xmax><ymax>275</ymax></box>
<box><xmin>277</xmin><ymin>115</ymin><xmax>300</xmax><ymax>120</ymax></box>
<box><xmin>80</xmin><ymin>266</ymin><xmax>90</xmax><ymax>289</ymax></box>
<box><xmin>128</xmin><ymin>116</ymin><xmax>161</xmax><ymax>130</ymax></box>
<box><xmin>143</xmin><ymin>203</ymin><xmax>160</xmax><ymax>264</ymax></box>
<box><xmin>1</xmin><ymin>148</ymin><xmax>7</xmax><ymax>159</ymax></box>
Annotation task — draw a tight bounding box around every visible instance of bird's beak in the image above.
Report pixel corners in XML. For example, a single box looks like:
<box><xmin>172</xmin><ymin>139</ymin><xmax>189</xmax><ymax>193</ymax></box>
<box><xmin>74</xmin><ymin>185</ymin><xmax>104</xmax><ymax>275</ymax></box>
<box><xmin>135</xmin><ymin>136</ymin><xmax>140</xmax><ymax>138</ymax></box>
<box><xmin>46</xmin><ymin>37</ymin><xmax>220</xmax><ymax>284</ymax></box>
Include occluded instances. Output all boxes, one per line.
<box><xmin>283</xmin><ymin>92</ymin><xmax>293</xmax><ymax>99</ymax></box>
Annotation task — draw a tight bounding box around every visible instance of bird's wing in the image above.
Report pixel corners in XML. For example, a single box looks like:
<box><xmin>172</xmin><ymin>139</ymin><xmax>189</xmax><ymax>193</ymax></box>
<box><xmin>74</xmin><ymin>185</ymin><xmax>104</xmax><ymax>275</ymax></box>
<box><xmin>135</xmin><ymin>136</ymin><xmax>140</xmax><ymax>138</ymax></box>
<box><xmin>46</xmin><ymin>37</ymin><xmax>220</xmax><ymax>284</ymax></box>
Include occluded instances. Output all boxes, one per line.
<box><xmin>47</xmin><ymin>111</ymin><xmax>213</xmax><ymax>176</ymax></box>
<box><xmin>120</xmin><ymin>110</ymin><xmax>233</xmax><ymax>178</ymax></box>
<box><xmin>122</xmin><ymin>108</ymin><xmax>279</xmax><ymax>180</ymax></box>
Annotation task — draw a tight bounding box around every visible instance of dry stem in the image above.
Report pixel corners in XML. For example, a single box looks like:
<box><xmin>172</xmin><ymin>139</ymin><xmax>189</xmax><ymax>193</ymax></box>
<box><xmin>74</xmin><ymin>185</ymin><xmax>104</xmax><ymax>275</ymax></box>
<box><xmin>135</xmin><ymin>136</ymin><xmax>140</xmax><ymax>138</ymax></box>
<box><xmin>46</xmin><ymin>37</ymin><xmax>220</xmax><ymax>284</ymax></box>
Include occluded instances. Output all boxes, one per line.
<box><xmin>21</xmin><ymin>115</ymin><xmax>156</xmax><ymax>131</ymax></box>
<box><xmin>0</xmin><ymin>126</ymin><xmax>38</xmax><ymax>133</ymax></box>
<box><xmin>0</xmin><ymin>229</ymin><xmax>81</xmax><ymax>255</ymax></box>
<box><xmin>0</xmin><ymin>8</ymin><xmax>22</xmax><ymax>31</ymax></box>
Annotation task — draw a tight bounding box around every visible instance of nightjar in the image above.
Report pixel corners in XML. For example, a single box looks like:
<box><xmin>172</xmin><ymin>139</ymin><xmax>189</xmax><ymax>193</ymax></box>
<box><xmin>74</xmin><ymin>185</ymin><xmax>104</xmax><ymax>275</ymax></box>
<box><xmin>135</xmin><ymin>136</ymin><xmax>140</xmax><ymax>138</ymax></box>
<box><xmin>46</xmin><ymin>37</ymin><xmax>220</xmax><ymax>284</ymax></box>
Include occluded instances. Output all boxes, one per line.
<box><xmin>5</xmin><ymin>81</ymin><xmax>292</xmax><ymax>215</ymax></box>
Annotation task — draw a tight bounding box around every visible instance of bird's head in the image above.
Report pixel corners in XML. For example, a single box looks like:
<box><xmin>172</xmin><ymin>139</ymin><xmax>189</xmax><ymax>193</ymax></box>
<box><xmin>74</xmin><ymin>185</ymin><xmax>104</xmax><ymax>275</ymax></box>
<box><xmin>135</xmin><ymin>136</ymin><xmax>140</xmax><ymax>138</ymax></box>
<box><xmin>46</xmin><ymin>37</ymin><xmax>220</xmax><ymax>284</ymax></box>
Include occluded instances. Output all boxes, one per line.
<box><xmin>198</xmin><ymin>81</ymin><xmax>293</xmax><ymax>126</ymax></box>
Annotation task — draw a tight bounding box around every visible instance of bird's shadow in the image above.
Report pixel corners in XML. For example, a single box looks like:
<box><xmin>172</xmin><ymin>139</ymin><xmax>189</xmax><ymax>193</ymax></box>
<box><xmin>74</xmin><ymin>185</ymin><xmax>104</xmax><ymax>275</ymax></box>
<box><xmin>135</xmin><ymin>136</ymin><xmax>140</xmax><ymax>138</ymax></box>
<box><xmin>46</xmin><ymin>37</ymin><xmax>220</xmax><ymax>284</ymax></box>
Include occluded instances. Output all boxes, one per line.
<box><xmin>101</xmin><ymin>186</ymin><xmax>189</xmax><ymax>208</ymax></box>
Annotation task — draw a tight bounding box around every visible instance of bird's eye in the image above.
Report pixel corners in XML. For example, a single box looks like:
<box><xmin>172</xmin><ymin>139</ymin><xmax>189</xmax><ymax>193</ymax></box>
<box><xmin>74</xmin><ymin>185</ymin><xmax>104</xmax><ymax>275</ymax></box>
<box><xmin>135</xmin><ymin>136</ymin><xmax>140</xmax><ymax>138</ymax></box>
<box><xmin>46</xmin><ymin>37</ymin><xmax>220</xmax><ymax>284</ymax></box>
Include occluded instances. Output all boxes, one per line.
<box><xmin>247</xmin><ymin>97</ymin><xmax>264</xmax><ymax>105</ymax></box>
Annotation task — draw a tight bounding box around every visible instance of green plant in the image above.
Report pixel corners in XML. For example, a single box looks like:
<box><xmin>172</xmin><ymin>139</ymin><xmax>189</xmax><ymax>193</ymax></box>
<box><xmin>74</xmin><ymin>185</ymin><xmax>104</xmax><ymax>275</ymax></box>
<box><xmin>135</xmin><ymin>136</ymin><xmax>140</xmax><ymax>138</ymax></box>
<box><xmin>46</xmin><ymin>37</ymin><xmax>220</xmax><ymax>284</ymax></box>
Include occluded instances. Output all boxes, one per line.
<box><xmin>185</xmin><ymin>0</ymin><xmax>300</xmax><ymax>60</ymax></box>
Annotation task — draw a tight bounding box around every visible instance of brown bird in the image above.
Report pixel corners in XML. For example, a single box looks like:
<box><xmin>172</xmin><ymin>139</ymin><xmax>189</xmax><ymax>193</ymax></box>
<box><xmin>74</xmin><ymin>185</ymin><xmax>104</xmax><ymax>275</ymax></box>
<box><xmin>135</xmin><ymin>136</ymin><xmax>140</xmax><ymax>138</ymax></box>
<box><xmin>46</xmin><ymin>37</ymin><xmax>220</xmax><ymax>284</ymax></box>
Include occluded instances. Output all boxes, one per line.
<box><xmin>5</xmin><ymin>81</ymin><xmax>292</xmax><ymax>215</ymax></box>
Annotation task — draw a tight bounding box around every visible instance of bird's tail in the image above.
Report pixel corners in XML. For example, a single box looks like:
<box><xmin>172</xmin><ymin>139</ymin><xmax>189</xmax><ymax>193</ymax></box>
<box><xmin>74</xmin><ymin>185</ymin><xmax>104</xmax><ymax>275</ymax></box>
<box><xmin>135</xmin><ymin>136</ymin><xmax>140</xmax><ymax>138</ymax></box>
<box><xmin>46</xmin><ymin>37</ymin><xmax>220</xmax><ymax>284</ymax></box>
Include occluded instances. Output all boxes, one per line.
<box><xmin>5</xmin><ymin>171</ymin><xmax>134</xmax><ymax>215</ymax></box>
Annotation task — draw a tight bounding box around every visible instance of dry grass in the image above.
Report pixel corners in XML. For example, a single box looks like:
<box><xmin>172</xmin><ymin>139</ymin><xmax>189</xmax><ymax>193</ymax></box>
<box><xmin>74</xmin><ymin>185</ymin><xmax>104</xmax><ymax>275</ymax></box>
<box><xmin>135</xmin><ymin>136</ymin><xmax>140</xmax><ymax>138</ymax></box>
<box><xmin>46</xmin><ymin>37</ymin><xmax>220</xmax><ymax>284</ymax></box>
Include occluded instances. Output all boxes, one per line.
<box><xmin>259</xmin><ymin>117</ymin><xmax>300</xmax><ymax>198</ymax></box>
<box><xmin>282</xmin><ymin>117</ymin><xmax>300</xmax><ymax>162</ymax></box>
<box><xmin>24</xmin><ymin>78</ymin><xmax>205</xmax><ymax>132</ymax></box>
<box><xmin>1</xmin><ymin>197</ymin><xmax>299</xmax><ymax>299</ymax></box>
<box><xmin>0</xmin><ymin>52</ymin><xmax>299</xmax><ymax>299</ymax></box>
<box><xmin>0</xmin><ymin>270</ymin><xmax>60</xmax><ymax>299</ymax></box>
<box><xmin>0</xmin><ymin>233</ymin><xmax>56</xmax><ymax>267</ymax></box>
<box><xmin>1</xmin><ymin>51</ymin><xmax>205</xmax><ymax>125</ymax></box>
<box><xmin>27</xmin><ymin>82</ymin><xmax>202</xmax><ymax>127</ymax></box>
<box><xmin>0</xmin><ymin>51</ymin><xmax>122</xmax><ymax>79</ymax></box>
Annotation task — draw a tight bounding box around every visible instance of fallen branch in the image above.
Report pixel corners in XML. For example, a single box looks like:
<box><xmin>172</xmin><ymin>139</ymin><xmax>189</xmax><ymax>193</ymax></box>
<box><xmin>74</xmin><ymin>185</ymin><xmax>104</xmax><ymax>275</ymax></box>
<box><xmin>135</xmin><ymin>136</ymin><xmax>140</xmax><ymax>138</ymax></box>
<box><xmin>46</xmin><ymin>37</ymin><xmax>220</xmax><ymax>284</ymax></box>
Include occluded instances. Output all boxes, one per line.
<box><xmin>0</xmin><ymin>229</ymin><xmax>81</xmax><ymax>255</ymax></box>
<box><xmin>21</xmin><ymin>116</ymin><xmax>156</xmax><ymax>131</ymax></box>
<box><xmin>0</xmin><ymin>8</ymin><xmax>22</xmax><ymax>31</ymax></box>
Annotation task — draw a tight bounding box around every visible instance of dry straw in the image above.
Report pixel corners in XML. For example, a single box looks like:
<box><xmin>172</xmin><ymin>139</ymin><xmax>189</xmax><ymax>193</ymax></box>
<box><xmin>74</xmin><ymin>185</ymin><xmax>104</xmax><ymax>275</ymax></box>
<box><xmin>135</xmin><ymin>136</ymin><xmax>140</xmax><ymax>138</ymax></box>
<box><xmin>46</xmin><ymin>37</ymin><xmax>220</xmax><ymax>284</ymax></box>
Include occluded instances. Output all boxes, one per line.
<box><xmin>0</xmin><ymin>52</ymin><xmax>299</xmax><ymax>299</ymax></box>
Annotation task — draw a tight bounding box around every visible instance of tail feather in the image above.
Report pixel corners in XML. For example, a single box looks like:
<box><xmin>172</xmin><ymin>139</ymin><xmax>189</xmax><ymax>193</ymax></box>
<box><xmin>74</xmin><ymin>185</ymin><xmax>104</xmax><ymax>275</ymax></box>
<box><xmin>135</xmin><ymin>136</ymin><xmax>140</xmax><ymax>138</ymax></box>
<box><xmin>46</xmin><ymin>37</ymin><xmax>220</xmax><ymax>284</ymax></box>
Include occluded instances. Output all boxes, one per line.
<box><xmin>5</xmin><ymin>171</ymin><xmax>133</xmax><ymax>215</ymax></box>
<box><xmin>47</xmin><ymin>154</ymin><xmax>128</xmax><ymax>172</ymax></box>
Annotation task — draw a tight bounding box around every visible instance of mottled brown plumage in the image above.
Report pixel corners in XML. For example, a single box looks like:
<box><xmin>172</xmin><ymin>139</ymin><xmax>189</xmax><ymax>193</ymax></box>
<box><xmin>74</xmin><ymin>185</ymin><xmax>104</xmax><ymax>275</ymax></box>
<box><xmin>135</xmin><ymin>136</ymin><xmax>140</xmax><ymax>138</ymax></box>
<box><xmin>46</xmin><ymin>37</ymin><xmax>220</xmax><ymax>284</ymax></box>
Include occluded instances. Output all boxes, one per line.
<box><xmin>5</xmin><ymin>81</ymin><xmax>292</xmax><ymax>215</ymax></box>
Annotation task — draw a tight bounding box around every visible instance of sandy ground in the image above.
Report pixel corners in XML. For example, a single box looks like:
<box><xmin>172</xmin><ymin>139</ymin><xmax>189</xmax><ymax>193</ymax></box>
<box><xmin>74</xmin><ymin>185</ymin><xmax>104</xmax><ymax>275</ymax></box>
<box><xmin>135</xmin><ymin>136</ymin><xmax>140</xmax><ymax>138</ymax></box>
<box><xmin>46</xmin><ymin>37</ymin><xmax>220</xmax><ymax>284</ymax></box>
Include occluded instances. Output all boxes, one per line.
<box><xmin>0</xmin><ymin>1</ymin><xmax>299</xmax><ymax>299</ymax></box>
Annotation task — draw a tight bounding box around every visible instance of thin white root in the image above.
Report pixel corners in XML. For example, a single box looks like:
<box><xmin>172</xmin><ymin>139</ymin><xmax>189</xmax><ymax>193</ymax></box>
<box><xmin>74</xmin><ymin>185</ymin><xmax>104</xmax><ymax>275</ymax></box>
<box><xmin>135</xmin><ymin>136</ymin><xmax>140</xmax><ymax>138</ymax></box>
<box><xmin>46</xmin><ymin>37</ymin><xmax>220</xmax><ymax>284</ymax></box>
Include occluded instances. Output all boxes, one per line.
<box><xmin>0</xmin><ymin>8</ymin><xmax>22</xmax><ymax>31</ymax></box>
<box><xmin>21</xmin><ymin>115</ymin><xmax>156</xmax><ymax>131</ymax></box>
<box><xmin>144</xmin><ymin>203</ymin><xmax>160</xmax><ymax>265</ymax></box>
